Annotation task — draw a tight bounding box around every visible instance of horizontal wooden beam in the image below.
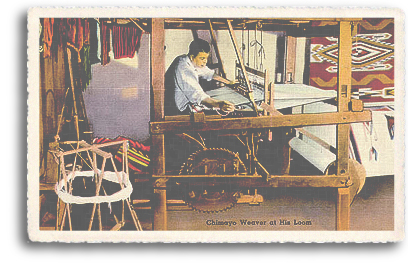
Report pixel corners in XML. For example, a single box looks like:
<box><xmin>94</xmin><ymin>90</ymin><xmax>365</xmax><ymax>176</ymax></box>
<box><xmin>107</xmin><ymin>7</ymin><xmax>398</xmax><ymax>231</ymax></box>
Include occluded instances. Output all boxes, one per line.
<box><xmin>152</xmin><ymin>174</ymin><xmax>262</xmax><ymax>178</ymax></box>
<box><xmin>40</xmin><ymin>182</ymin><xmax>56</xmax><ymax>191</ymax></box>
<box><xmin>267</xmin><ymin>175</ymin><xmax>349</xmax><ymax>188</ymax></box>
<box><xmin>150</xmin><ymin>110</ymin><xmax>371</xmax><ymax>134</ymax></box>
<box><xmin>151</xmin><ymin>174</ymin><xmax>349</xmax><ymax>188</ymax></box>
<box><xmin>165</xmin><ymin>114</ymin><xmax>222</xmax><ymax>121</ymax></box>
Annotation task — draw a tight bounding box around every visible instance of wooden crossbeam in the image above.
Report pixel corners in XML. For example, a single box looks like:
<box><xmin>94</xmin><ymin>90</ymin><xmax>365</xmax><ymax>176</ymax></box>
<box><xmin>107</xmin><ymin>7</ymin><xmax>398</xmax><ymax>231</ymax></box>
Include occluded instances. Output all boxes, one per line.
<box><xmin>152</xmin><ymin>174</ymin><xmax>262</xmax><ymax>178</ymax></box>
<box><xmin>150</xmin><ymin>110</ymin><xmax>371</xmax><ymax>134</ymax></box>
<box><xmin>152</xmin><ymin>174</ymin><xmax>349</xmax><ymax>188</ymax></box>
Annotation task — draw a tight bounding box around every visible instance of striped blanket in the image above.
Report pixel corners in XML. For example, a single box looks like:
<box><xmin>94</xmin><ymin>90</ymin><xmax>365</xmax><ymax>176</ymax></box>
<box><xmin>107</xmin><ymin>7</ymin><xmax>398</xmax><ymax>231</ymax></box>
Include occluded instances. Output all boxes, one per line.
<box><xmin>93</xmin><ymin>136</ymin><xmax>150</xmax><ymax>173</ymax></box>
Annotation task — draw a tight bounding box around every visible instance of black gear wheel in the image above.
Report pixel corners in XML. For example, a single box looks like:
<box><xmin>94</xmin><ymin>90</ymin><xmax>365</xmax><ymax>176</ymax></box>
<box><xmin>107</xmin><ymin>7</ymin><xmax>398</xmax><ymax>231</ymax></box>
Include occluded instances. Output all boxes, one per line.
<box><xmin>179</xmin><ymin>148</ymin><xmax>247</xmax><ymax>213</ymax></box>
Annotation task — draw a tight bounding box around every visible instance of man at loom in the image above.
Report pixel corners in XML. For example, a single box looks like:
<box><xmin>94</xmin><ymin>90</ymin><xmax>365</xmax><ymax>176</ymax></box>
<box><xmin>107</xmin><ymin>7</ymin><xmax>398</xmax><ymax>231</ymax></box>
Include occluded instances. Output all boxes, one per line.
<box><xmin>164</xmin><ymin>38</ymin><xmax>236</xmax><ymax>116</ymax></box>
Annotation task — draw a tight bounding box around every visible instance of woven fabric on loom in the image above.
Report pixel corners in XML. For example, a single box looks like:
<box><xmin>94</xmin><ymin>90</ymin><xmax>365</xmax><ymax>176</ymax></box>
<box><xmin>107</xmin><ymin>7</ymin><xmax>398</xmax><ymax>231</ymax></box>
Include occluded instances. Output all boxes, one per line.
<box><xmin>93</xmin><ymin>136</ymin><xmax>150</xmax><ymax>173</ymax></box>
<box><xmin>309</xmin><ymin>18</ymin><xmax>394</xmax><ymax>106</ymax></box>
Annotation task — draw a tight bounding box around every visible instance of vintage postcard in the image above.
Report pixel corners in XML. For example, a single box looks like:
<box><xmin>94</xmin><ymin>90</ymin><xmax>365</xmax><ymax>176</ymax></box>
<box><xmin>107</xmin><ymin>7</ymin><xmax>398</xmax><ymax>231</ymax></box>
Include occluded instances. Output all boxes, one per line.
<box><xmin>27</xmin><ymin>7</ymin><xmax>404</xmax><ymax>243</ymax></box>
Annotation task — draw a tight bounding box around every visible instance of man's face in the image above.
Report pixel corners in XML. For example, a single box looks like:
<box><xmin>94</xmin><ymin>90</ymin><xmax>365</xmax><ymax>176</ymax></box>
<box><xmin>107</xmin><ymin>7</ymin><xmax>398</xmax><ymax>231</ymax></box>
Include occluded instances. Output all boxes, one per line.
<box><xmin>190</xmin><ymin>52</ymin><xmax>209</xmax><ymax>68</ymax></box>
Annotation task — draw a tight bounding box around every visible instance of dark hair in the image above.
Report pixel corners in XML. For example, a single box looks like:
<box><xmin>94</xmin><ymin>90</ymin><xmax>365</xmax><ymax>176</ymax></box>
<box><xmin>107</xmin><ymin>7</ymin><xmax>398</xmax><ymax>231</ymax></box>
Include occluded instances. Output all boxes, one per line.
<box><xmin>188</xmin><ymin>39</ymin><xmax>211</xmax><ymax>57</ymax></box>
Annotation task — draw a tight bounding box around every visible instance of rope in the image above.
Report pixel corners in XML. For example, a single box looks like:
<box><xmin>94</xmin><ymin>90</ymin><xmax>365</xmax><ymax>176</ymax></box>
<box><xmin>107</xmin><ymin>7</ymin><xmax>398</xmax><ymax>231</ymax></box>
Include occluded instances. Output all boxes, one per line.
<box><xmin>55</xmin><ymin>170</ymin><xmax>132</xmax><ymax>204</ymax></box>
<box><xmin>249</xmin><ymin>40</ymin><xmax>265</xmax><ymax>70</ymax></box>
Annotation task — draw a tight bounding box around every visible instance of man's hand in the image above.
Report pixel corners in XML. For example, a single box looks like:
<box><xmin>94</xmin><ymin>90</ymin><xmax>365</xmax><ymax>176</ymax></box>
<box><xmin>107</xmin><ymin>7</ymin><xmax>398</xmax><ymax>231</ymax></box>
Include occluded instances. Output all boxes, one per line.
<box><xmin>202</xmin><ymin>97</ymin><xmax>235</xmax><ymax>113</ymax></box>
<box><xmin>219</xmin><ymin>100</ymin><xmax>235</xmax><ymax>113</ymax></box>
<box><xmin>213</xmin><ymin>74</ymin><xmax>238</xmax><ymax>87</ymax></box>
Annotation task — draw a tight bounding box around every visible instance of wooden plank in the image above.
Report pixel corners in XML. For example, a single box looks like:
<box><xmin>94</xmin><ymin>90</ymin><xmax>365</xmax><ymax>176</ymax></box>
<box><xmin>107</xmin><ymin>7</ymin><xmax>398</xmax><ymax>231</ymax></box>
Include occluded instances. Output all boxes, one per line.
<box><xmin>167</xmin><ymin>205</ymin><xmax>193</xmax><ymax>211</ymax></box>
<box><xmin>110</xmin><ymin>222</ymin><xmax>124</xmax><ymax>231</ymax></box>
<box><xmin>133</xmin><ymin>199</ymin><xmax>151</xmax><ymax>204</ymax></box>
<box><xmin>285</xmin><ymin>36</ymin><xmax>296</xmax><ymax>83</ymax></box>
<box><xmin>281</xmin><ymin>136</ymin><xmax>292</xmax><ymax>175</ymax></box>
<box><xmin>152</xmin><ymin>174</ymin><xmax>348</xmax><ymax>188</ymax></box>
<box><xmin>338</xmin><ymin>21</ymin><xmax>352</xmax><ymax>112</ymax></box>
<box><xmin>151</xmin><ymin>18</ymin><xmax>165</xmax><ymax>122</ymax></box>
<box><xmin>165</xmin><ymin>114</ymin><xmax>222</xmax><ymax>121</ymax></box>
<box><xmin>263</xmin><ymin>70</ymin><xmax>270</xmax><ymax>116</ymax></box>
<box><xmin>208</xmin><ymin>19</ymin><xmax>226</xmax><ymax>78</ymax></box>
<box><xmin>40</xmin><ymin>227</ymin><xmax>56</xmax><ymax>231</ymax></box>
<box><xmin>128</xmin><ymin>18</ymin><xmax>146</xmax><ymax>33</ymax></box>
<box><xmin>337</xmin><ymin>123</ymin><xmax>350</xmax><ymax>175</ymax></box>
<box><xmin>133</xmin><ymin>206</ymin><xmax>152</xmax><ymax>210</ymax></box>
<box><xmin>151</xmin><ymin>134</ymin><xmax>165</xmax><ymax>175</ymax></box>
<box><xmin>337</xmin><ymin>21</ymin><xmax>353</xmax><ymax>176</ymax></box>
<box><xmin>153</xmin><ymin>188</ymin><xmax>167</xmax><ymax>231</ymax></box>
<box><xmin>132</xmin><ymin>199</ymin><xmax>188</xmax><ymax>205</ymax></box>
<box><xmin>152</xmin><ymin>174</ymin><xmax>262</xmax><ymax>178</ymax></box>
<box><xmin>296</xmin><ymin>128</ymin><xmax>334</xmax><ymax>152</ymax></box>
<box><xmin>40</xmin><ymin>182</ymin><xmax>56</xmax><ymax>191</ymax></box>
<box><xmin>336</xmin><ymin>187</ymin><xmax>351</xmax><ymax>230</ymax></box>
<box><xmin>150</xmin><ymin>110</ymin><xmax>371</xmax><ymax>134</ymax></box>
<box><xmin>45</xmin><ymin>142</ymin><xmax>59</xmax><ymax>184</ymax></box>
<box><xmin>268</xmin><ymin>175</ymin><xmax>349</xmax><ymax>188</ymax></box>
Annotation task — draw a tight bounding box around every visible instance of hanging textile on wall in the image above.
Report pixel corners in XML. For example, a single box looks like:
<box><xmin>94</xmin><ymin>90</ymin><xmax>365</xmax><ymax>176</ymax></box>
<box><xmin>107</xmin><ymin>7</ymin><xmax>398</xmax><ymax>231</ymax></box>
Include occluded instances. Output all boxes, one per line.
<box><xmin>111</xmin><ymin>24</ymin><xmax>143</xmax><ymax>59</ymax></box>
<box><xmin>42</xmin><ymin>18</ymin><xmax>54</xmax><ymax>58</ymax></box>
<box><xmin>100</xmin><ymin>19</ymin><xmax>111</xmax><ymax>65</ymax></box>
<box><xmin>66</xmin><ymin>18</ymin><xmax>84</xmax><ymax>58</ymax></box>
<box><xmin>309</xmin><ymin>18</ymin><xmax>394</xmax><ymax>106</ymax></box>
<box><xmin>83</xmin><ymin>18</ymin><xmax>90</xmax><ymax>45</ymax></box>
<box><xmin>63</xmin><ymin>18</ymin><xmax>95</xmax><ymax>91</ymax></box>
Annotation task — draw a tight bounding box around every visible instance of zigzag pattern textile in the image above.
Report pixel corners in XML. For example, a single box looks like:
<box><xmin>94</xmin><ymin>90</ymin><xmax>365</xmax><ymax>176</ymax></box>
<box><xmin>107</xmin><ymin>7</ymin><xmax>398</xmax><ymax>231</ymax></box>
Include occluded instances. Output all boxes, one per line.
<box><xmin>93</xmin><ymin>136</ymin><xmax>150</xmax><ymax>173</ymax></box>
<box><xmin>309</xmin><ymin>18</ymin><xmax>394</xmax><ymax>105</ymax></box>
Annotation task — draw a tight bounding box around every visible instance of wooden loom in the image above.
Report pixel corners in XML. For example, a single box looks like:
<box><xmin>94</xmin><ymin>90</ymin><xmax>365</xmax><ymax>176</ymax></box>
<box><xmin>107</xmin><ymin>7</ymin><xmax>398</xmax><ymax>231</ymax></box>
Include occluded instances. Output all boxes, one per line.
<box><xmin>148</xmin><ymin>18</ymin><xmax>371</xmax><ymax>231</ymax></box>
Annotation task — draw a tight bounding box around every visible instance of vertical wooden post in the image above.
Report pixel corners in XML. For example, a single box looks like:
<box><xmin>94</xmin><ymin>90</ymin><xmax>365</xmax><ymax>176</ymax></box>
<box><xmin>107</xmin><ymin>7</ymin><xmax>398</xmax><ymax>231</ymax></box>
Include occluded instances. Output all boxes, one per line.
<box><xmin>336</xmin><ymin>21</ymin><xmax>352</xmax><ymax>177</ymax></box>
<box><xmin>336</xmin><ymin>188</ymin><xmax>351</xmax><ymax>230</ymax></box>
<box><xmin>152</xmin><ymin>134</ymin><xmax>165</xmax><ymax>175</ymax></box>
<box><xmin>151</xmin><ymin>18</ymin><xmax>165</xmax><ymax>122</ymax></box>
<box><xmin>152</xmin><ymin>134</ymin><xmax>166</xmax><ymax>230</ymax></box>
<box><xmin>285</xmin><ymin>36</ymin><xmax>296</xmax><ymax>83</ymax></box>
<box><xmin>336</xmin><ymin>21</ymin><xmax>353</xmax><ymax>230</ymax></box>
<box><xmin>153</xmin><ymin>182</ymin><xmax>167</xmax><ymax>231</ymax></box>
<box><xmin>263</xmin><ymin>70</ymin><xmax>270</xmax><ymax>116</ymax></box>
<box><xmin>337</xmin><ymin>21</ymin><xmax>353</xmax><ymax>113</ymax></box>
<box><xmin>151</xmin><ymin>18</ymin><xmax>167</xmax><ymax>230</ymax></box>
<box><xmin>281</xmin><ymin>35</ymin><xmax>296</xmax><ymax>173</ymax></box>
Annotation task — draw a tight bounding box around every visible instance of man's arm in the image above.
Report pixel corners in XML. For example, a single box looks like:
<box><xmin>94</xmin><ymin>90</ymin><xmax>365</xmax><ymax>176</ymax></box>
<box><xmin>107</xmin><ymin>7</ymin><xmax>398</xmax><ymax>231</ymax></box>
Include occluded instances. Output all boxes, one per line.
<box><xmin>212</xmin><ymin>74</ymin><xmax>236</xmax><ymax>86</ymax></box>
<box><xmin>201</xmin><ymin>97</ymin><xmax>235</xmax><ymax>113</ymax></box>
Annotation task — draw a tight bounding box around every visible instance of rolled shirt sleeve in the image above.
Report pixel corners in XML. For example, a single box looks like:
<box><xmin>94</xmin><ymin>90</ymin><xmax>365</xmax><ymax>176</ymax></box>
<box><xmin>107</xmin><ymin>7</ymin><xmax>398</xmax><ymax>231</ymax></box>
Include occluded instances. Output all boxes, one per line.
<box><xmin>197</xmin><ymin>65</ymin><xmax>215</xmax><ymax>81</ymax></box>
